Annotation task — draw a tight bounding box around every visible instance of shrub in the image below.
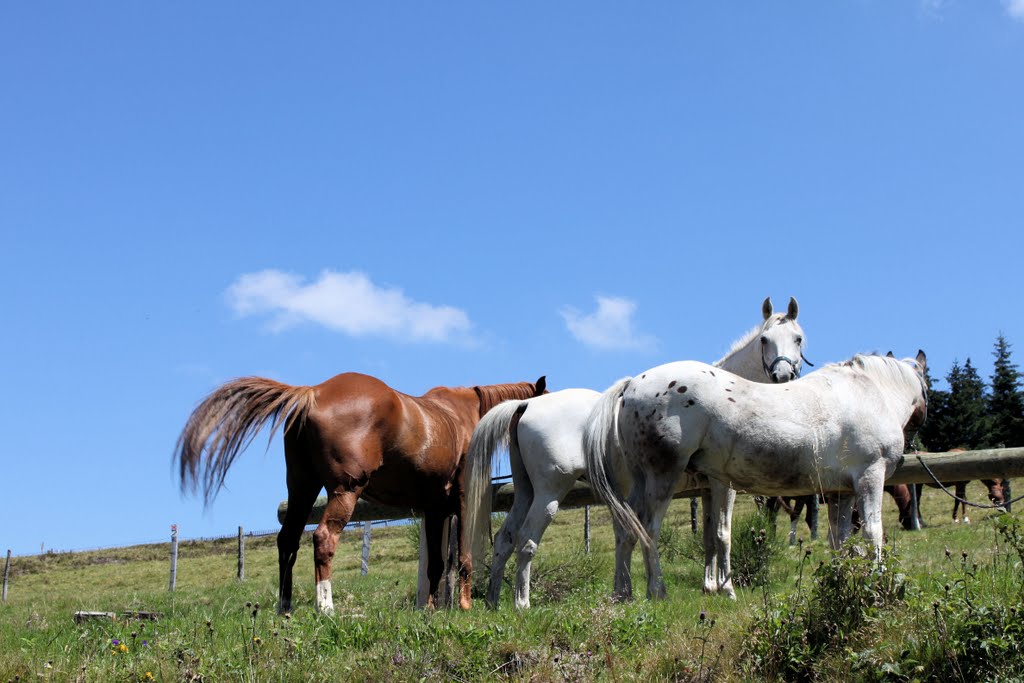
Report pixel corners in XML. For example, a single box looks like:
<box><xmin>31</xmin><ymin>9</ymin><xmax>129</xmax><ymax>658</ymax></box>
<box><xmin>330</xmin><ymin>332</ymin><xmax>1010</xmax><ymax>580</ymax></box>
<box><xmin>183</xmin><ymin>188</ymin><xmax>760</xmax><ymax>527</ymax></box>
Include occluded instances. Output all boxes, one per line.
<box><xmin>741</xmin><ymin>544</ymin><xmax>905</xmax><ymax>682</ymax></box>
<box><xmin>732</xmin><ymin>510</ymin><xmax>784</xmax><ymax>588</ymax></box>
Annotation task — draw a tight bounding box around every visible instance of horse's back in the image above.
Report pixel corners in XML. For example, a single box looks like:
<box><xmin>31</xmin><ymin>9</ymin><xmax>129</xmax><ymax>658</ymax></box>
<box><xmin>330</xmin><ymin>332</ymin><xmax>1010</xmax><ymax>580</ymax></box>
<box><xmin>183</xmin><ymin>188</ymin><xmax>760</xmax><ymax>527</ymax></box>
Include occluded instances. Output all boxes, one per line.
<box><xmin>306</xmin><ymin>372</ymin><xmax>402</xmax><ymax>431</ymax></box>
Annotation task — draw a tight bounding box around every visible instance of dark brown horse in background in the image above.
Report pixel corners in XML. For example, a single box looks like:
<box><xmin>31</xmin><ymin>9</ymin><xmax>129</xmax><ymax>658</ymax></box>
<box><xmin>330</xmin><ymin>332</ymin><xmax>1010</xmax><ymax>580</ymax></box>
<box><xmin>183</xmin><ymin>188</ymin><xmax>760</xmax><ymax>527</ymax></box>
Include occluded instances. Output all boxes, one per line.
<box><xmin>176</xmin><ymin>372</ymin><xmax>545</xmax><ymax>613</ymax></box>
<box><xmin>915</xmin><ymin>448</ymin><xmax>1005</xmax><ymax>525</ymax></box>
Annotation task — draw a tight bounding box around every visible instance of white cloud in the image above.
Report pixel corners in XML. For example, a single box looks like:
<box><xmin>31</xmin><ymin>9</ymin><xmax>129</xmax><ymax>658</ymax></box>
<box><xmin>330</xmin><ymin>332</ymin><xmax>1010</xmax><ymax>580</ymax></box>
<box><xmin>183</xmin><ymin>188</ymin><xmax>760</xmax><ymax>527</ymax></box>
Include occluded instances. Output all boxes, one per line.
<box><xmin>1006</xmin><ymin>0</ymin><xmax>1024</xmax><ymax>21</ymax></box>
<box><xmin>561</xmin><ymin>296</ymin><xmax>656</xmax><ymax>351</ymax></box>
<box><xmin>226</xmin><ymin>269</ymin><xmax>472</xmax><ymax>343</ymax></box>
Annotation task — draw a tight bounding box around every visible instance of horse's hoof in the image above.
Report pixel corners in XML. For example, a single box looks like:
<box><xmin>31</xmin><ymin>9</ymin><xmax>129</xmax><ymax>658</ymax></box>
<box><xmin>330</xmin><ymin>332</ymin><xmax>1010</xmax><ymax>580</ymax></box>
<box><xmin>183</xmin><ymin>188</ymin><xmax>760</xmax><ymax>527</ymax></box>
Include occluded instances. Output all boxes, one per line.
<box><xmin>964</xmin><ymin>517</ymin><xmax>971</xmax><ymax>525</ymax></box>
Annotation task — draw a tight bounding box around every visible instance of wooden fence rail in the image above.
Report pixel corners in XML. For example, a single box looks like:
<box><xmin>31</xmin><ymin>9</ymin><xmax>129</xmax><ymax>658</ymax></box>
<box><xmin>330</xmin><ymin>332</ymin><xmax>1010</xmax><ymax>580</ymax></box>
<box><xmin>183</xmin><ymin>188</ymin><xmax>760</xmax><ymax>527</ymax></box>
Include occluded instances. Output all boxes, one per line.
<box><xmin>280</xmin><ymin>447</ymin><xmax>1024</xmax><ymax>526</ymax></box>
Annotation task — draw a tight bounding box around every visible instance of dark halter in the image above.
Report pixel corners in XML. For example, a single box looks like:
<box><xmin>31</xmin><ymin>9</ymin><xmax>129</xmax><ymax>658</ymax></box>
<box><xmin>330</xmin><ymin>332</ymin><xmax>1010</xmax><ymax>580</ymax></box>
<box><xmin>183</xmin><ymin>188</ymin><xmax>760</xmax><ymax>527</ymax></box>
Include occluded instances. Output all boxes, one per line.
<box><xmin>763</xmin><ymin>352</ymin><xmax>814</xmax><ymax>380</ymax></box>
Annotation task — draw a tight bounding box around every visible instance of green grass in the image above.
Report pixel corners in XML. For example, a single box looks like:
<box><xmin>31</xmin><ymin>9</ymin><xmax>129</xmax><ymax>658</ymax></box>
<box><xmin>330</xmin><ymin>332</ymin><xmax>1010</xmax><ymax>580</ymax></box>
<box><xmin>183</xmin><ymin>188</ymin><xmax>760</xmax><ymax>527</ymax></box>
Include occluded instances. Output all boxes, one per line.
<box><xmin>1</xmin><ymin>486</ymin><xmax>1021</xmax><ymax>682</ymax></box>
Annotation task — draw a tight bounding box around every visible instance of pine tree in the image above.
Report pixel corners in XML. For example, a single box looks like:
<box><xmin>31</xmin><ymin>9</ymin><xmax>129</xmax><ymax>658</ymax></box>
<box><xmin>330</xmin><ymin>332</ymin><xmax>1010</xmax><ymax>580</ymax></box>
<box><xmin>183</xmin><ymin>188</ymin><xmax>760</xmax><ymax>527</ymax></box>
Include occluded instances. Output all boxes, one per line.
<box><xmin>989</xmin><ymin>334</ymin><xmax>1024</xmax><ymax>448</ymax></box>
<box><xmin>942</xmin><ymin>358</ymin><xmax>990</xmax><ymax>450</ymax></box>
<box><xmin>918</xmin><ymin>366</ymin><xmax>949</xmax><ymax>452</ymax></box>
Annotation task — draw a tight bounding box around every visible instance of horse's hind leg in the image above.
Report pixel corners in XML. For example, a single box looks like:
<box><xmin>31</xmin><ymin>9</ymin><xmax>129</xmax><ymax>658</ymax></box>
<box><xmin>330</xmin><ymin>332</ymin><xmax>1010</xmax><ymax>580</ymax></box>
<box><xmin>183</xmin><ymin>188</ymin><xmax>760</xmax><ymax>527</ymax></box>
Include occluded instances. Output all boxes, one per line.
<box><xmin>513</xmin><ymin>488</ymin><xmax>566</xmax><ymax>609</ymax></box>
<box><xmin>638</xmin><ymin>474</ymin><xmax>683</xmax><ymax>600</ymax></box>
<box><xmin>312</xmin><ymin>487</ymin><xmax>362</xmax><ymax>614</ymax></box>
<box><xmin>701</xmin><ymin>481</ymin><xmax>736</xmax><ymax>597</ymax></box>
<box><xmin>278</xmin><ymin>432</ymin><xmax>322</xmax><ymax>614</ymax></box>
<box><xmin>612</xmin><ymin>517</ymin><xmax>637</xmax><ymax>602</ymax></box>
<box><xmin>826</xmin><ymin>493</ymin><xmax>856</xmax><ymax>549</ymax></box>
<box><xmin>422</xmin><ymin>509</ymin><xmax>449</xmax><ymax>608</ymax></box>
<box><xmin>485</xmin><ymin>424</ymin><xmax>534</xmax><ymax>609</ymax></box>
<box><xmin>487</xmin><ymin>487</ymin><xmax>530</xmax><ymax>608</ymax></box>
<box><xmin>612</xmin><ymin>474</ymin><xmax>648</xmax><ymax>602</ymax></box>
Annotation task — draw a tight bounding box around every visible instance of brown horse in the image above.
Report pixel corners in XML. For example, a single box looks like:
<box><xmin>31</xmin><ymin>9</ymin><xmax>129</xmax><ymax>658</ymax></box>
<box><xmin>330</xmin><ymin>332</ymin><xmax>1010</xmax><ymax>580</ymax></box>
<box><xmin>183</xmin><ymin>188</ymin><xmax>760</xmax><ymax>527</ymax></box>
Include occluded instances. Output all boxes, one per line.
<box><xmin>901</xmin><ymin>449</ymin><xmax>1005</xmax><ymax>527</ymax></box>
<box><xmin>176</xmin><ymin>371</ymin><xmax>545</xmax><ymax>613</ymax></box>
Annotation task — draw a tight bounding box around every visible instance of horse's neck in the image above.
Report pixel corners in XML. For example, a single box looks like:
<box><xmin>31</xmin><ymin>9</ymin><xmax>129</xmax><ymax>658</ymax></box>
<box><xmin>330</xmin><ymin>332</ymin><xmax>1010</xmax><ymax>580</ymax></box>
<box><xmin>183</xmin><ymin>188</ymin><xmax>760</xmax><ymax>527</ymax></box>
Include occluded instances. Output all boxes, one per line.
<box><xmin>475</xmin><ymin>382</ymin><xmax>538</xmax><ymax>415</ymax></box>
<box><xmin>715</xmin><ymin>333</ymin><xmax>765</xmax><ymax>383</ymax></box>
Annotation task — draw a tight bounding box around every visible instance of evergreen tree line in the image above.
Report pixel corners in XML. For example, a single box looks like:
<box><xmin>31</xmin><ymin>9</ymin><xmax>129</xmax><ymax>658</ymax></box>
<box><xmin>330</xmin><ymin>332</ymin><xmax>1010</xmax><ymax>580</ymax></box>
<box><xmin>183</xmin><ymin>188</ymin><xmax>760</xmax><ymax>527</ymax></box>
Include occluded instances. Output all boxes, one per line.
<box><xmin>918</xmin><ymin>334</ymin><xmax>1024</xmax><ymax>452</ymax></box>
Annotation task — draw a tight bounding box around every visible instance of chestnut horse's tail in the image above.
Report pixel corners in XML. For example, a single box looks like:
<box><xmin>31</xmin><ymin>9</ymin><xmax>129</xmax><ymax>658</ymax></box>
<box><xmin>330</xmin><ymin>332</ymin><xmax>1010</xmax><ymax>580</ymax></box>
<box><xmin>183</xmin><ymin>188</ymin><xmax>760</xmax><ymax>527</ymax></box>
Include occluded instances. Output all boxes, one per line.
<box><xmin>175</xmin><ymin>377</ymin><xmax>317</xmax><ymax>504</ymax></box>
<box><xmin>583</xmin><ymin>376</ymin><xmax>651</xmax><ymax>549</ymax></box>
<box><xmin>463</xmin><ymin>399</ymin><xmax>528</xmax><ymax>574</ymax></box>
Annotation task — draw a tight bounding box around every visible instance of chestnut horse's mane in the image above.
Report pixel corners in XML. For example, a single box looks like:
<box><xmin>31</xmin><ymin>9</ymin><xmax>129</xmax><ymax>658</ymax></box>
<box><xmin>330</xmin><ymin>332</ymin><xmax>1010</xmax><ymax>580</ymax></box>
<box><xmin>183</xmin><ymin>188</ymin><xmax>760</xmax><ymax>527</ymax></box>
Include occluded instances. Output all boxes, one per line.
<box><xmin>475</xmin><ymin>382</ymin><xmax>541</xmax><ymax>417</ymax></box>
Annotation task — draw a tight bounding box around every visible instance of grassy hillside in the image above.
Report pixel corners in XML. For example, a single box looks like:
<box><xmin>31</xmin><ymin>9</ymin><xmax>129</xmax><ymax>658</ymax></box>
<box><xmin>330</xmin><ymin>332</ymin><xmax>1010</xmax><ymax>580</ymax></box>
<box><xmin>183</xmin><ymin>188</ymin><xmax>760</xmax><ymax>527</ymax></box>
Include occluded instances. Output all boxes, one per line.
<box><xmin>2</xmin><ymin>487</ymin><xmax>1022</xmax><ymax>682</ymax></box>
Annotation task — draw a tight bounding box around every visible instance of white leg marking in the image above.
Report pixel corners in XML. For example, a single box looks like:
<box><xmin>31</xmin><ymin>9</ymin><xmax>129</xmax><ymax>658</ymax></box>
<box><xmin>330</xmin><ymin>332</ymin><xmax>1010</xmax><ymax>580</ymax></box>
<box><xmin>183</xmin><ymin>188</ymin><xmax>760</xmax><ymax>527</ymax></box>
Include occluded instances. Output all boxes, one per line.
<box><xmin>316</xmin><ymin>580</ymin><xmax>334</xmax><ymax>614</ymax></box>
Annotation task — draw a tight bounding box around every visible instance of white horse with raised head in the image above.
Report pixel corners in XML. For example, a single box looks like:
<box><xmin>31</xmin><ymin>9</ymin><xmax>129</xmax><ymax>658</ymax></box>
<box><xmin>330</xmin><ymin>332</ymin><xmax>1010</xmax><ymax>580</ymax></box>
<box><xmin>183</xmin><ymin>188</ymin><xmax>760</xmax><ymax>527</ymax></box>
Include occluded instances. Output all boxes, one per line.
<box><xmin>463</xmin><ymin>296</ymin><xmax>808</xmax><ymax>608</ymax></box>
<box><xmin>583</xmin><ymin>351</ymin><xmax>928</xmax><ymax>600</ymax></box>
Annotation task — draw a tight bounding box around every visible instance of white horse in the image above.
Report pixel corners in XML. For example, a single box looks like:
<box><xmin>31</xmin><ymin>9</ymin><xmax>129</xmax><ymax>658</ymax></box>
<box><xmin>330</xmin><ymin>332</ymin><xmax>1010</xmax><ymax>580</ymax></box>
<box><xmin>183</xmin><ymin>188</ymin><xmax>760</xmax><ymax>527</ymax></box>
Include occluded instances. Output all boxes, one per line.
<box><xmin>583</xmin><ymin>351</ymin><xmax>928</xmax><ymax>601</ymax></box>
<box><xmin>463</xmin><ymin>297</ymin><xmax>808</xmax><ymax>608</ymax></box>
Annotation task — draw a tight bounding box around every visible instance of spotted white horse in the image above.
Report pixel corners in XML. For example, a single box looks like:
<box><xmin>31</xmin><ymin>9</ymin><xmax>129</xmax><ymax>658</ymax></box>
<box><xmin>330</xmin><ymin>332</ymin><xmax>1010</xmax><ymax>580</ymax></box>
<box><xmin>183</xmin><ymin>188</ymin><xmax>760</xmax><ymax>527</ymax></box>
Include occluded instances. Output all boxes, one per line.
<box><xmin>463</xmin><ymin>297</ymin><xmax>808</xmax><ymax>608</ymax></box>
<box><xmin>583</xmin><ymin>351</ymin><xmax>928</xmax><ymax>601</ymax></box>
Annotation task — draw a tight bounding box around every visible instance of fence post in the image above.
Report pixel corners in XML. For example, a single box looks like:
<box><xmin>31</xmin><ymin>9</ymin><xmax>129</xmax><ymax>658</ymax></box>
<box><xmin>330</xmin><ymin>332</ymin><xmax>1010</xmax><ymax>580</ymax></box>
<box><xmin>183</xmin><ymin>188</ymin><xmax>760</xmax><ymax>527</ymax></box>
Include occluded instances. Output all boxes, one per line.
<box><xmin>584</xmin><ymin>506</ymin><xmax>591</xmax><ymax>554</ymax></box>
<box><xmin>360</xmin><ymin>522</ymin><xmax>371</xmax><ymax>576</ymax></box>
<box><xmin>1005</xmin><ymin>479</ymin><xmax>1013</xmax><ymax>513</ymax></box>
<box><xmin>237</xmin><ymin>526</ymin><xmax>245</xmax><ymax>581</ymax></box>
<box><xmin>2</xmin><ymin>549</ymin><xmax>11</xmax><ymax>602</ymax></box>
<box><xmin>169</xmin><ymin>525</ymin><xmax>178</xmax><ymax>592</ymax></box>
<box><xmin>690</xmin><ymin>497</ymin><xmax>699</xmax><ymax>533</ymax></box>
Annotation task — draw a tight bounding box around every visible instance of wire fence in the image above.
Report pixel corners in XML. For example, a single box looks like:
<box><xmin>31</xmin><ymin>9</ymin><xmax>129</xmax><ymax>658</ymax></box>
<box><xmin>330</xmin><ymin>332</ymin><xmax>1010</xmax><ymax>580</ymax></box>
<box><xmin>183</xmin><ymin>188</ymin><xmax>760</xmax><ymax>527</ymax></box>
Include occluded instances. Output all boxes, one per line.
<box><xmin>6</xmin><ymin>518</ymin><xmax>411</xmax><ymax>561</ymax></box>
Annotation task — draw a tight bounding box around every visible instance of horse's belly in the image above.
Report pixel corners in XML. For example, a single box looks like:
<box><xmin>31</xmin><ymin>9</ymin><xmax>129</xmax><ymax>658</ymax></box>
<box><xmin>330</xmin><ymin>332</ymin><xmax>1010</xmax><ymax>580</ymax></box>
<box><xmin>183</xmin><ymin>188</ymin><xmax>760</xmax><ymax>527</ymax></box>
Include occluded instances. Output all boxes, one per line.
<box><xmin>692</xmin><ymin>451</ymin><xmax>847</xmax><ymax>496</ymax></box>
<box><xmin>361</xmin><ymin>455</ymin><xmax>454</xmax><ymax>511</ymax></box>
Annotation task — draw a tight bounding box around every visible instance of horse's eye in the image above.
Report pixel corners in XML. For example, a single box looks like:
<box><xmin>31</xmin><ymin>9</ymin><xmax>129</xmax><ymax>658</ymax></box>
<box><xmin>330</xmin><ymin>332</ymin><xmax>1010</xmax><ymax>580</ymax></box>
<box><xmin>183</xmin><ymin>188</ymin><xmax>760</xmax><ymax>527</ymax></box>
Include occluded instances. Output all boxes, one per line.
<box><xmin>760</xmin><ymin>336</ymin><xmax>768</xmax><ymax>346</ymax></box>
<box><xmin>796</xmin><ymin>337</ymin><xmax>803</xmax><ymax>346</ymax></box>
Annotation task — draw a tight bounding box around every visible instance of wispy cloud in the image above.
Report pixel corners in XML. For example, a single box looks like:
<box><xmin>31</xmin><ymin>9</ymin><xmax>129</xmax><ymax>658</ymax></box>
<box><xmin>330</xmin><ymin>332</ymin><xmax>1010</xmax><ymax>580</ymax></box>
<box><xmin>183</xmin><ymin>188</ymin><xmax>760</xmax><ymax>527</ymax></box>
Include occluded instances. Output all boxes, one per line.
<box><xmin>1006</xmin><ymin>0</ymin><xmax>1024</xmax><ymax>21</ymax></box>
<box><xmin>226</xmin><ymin>269</ymin><xmax>473</xmax><ymax>343</ymax></box>
<box><xmin>561</xmin><ymin>296</ymin><xmax>656</xmax><ymax>351</ymax></box>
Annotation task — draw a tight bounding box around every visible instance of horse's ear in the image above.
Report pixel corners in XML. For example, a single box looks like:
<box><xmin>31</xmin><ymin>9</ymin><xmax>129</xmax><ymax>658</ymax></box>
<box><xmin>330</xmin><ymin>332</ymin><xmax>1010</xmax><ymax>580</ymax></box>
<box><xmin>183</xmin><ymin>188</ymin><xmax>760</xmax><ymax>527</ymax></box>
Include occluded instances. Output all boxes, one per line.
<box><xmin>886</xmin><ymin>351</ymin><xmax>895</xmax><ymax>358</ymax></box>
<box><xmin>762</xmin><ymin>297</ymin><xmax>773</xmax><ymax>320</ymax></box>
<box><xmin>787</xmin><ymin>297</ymin><xmax>799</xmax><ymax>320</ymax></box>
<box><xmin>916</xmin><ymin>350</ymin><xmax>927</xmax><ymax>370</ymax></box>
<box><xmin>533</xmin><ymin>376</ymin><xmax>547</xmax><ymax>396</ymax></box>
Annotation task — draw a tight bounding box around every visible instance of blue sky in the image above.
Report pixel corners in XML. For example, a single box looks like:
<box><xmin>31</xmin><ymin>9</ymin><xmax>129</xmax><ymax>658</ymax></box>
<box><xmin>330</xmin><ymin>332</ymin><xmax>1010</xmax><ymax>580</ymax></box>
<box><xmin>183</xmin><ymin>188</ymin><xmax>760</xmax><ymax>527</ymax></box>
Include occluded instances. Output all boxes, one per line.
<box><xmin>2</xmin><ymin>2</ymin><xmax>1023</xmax><ymax>556</ymax></box>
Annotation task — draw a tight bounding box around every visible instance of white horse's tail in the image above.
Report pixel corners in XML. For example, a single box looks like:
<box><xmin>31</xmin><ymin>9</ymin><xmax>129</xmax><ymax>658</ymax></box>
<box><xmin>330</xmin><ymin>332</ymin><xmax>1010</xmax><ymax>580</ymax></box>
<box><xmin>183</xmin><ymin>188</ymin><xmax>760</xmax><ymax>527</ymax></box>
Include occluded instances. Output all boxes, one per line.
<box><xmin>583</xmin><ymin>377</ymin><xmax>651</xmax><ymax>549</ymax></box>
<box><xmin>463</xmin><ymin>399</ymin><xmax>527</xmax><ymax>573</ymax></box>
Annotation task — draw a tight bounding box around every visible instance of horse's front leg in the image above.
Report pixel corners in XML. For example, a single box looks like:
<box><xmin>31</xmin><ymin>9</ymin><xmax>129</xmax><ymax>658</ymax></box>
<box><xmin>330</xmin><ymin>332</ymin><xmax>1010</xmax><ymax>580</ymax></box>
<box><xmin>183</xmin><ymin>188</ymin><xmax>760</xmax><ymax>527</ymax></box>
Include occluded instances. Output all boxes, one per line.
<box><xmin>701</xmin><ymin>490</ymin><xmax>717</xmax><ymax>594</ymax></box>
<box><xmin>708</xmin><ymin>480</ymin><xmax>736</xmax><ymax>599</ymax></box>
<box><xmin>853</xmin><ymin>465</ymin><xmax>887</xmax><ymax>563</ymax></box>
